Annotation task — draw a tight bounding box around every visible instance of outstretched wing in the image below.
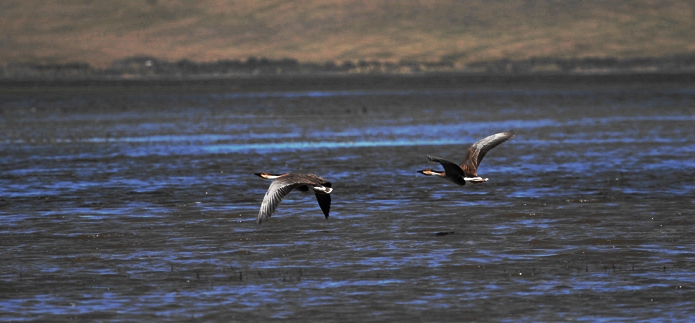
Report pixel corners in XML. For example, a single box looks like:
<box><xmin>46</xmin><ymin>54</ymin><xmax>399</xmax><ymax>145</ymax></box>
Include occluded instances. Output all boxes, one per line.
<box><xmin>461</xmin><ymin>131</ymin><xmax>515</xmax><ymax>176</ymax></box>
<box><xmin>315</xmin><ymin>194</ymin><xmax>331</xmax><ymax>218</ymax></box>
<box><xmin>257</xmin><ymin>181</ymin><xmax>304</xmax><ymax>224</ymax></box>
<box><xmin>427</xmin><ymin>155</ymin><xmax>467</xmax><ymax>185</ymax></box>
<box><xmin>428</xmin><ymin>155</ymin><xmax>464</xmax><ymax>177</ymax></box>
<box><xmin>314</xmin><ymin>181</ymin><xmax>331</xmax><ymax>218</ymax></box>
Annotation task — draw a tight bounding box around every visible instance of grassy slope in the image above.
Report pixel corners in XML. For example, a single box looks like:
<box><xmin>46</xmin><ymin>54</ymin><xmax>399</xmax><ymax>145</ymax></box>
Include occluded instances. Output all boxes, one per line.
<box><xmin>1</xmin><ymin>0</ymin><xmax>694</xmax><ymax>68</ymax></box>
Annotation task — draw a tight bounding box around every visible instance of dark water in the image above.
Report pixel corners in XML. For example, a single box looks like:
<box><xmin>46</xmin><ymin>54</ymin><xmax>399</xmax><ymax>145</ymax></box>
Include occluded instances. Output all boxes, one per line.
<box><xmin>1</xmin><ymin>75</ymin><xmax>695</xmax><ymax>321</ymax></box>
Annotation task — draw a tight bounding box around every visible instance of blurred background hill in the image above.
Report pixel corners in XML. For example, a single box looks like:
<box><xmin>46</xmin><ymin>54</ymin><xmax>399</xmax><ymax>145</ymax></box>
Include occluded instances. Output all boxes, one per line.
<box><xmin>2</xmin><ymin>0</ymin><xmax>695</xmax><ymax>76</ymax></box>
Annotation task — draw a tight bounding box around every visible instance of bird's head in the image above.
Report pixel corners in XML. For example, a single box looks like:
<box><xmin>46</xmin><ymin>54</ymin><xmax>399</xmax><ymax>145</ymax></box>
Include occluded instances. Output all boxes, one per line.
<box><xmin>417</xmin><ymin>168</ymin><xmax>444</xmax><ymax>177</ymax></box>
<box><xmin>254</xmin><ymin>172</ymin><xmax>288</xmax><ymax>180</ymax></box>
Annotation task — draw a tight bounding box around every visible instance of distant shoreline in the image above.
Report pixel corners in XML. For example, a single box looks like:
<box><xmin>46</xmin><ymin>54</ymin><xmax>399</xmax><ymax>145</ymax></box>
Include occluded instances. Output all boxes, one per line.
<box><xmin>2</xmin><ymin>54</ymin><xmax>695</xmax><ymax>82</ymax></box>
<box><xmin>2</xmin><ymin>72</ymin><xmax>695</xmax><ymax>93</ymax></box>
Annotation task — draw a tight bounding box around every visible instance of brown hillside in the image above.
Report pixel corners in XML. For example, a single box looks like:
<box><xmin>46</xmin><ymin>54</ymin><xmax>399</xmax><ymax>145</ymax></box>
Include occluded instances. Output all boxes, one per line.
<box><xmin>1</xmin><ymin>0</ymin><xmax>695</xmax><ymax>68</ymax></box>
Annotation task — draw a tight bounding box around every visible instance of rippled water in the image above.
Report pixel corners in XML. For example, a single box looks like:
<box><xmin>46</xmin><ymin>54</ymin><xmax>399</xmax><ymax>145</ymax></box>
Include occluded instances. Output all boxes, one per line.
<box><xmin>1</xmin><ymin>76</ymin><xmax>695</xmax><ymax>321</ymax></box>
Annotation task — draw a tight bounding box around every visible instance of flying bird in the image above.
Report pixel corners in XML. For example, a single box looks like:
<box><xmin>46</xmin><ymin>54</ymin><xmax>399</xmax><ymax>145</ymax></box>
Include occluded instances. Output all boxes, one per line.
<box><xmin>418</xmin><ymin>131</ymin><xmax>515</xmax><ymax>185</ymax></box>
<box><xmin>254</xmin><ymin>172</ymin><xmax>332</xmax><ymax>224</ymax></box>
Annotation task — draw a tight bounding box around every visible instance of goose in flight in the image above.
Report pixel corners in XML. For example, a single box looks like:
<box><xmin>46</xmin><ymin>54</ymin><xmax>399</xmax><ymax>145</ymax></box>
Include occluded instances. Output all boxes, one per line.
<box><xmin>418</xmin><ymin>131</ymin><xmax>515</xmax><ymax>185</ymax></box>
<box><xmin>254</xmin><ymin>172</ymin><xmax>332</xmax><ymax>224</ymax></box>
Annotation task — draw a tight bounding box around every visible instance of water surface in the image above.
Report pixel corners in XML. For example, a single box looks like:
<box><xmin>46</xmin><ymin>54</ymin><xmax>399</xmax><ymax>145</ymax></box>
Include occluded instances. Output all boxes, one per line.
<box><xmin>1</xmin><ymin>75</ymin><xmax>694</xmax><ymax>321</ymax></box>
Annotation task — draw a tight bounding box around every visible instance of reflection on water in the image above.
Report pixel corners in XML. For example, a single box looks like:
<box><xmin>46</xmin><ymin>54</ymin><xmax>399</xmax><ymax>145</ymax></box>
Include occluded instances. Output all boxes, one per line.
<box><xmin>1</xmin><ymin>79</ymin><xmax>695</xmax><ymax>321</ymax></box>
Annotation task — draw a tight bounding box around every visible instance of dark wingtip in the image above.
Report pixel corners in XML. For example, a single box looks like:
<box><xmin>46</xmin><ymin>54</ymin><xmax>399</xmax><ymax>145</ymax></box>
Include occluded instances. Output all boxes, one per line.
<box><xmin>316</xmin><ymin>193</ymin><xmax>331</xmax><ymax>219</ymax></box>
